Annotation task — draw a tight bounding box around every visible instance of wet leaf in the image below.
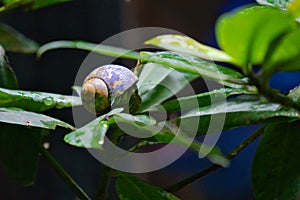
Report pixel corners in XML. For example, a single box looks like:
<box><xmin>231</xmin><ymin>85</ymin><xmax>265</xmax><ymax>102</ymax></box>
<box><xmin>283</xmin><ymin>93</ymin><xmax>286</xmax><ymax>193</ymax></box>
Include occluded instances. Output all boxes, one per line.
<box><xmin>179</xmin><ymin>96</ymin><xmax>300</xmax><ymax>135</ymax></box>
<box><xmin>256</xmin><ymin>0</ymin><xmax>292</xmax><ymax>9</ymax></box>
<box><xmin>38</xmin><ymin>41</ymin><xmax>248</xmax><ymax>87</ymax></box>
<box><xmin>0</xmin><ymin>87</ymin><xmax>81</xmax><ymax>112</ymax></box>
<box><xmin>145</xmin><ymin>34</ymin><xmax>235</xmax><ymax>64</ymax></box>
<box><xmin>0</xmin><ymin>107</ymin><xmax>75</xmax><ymax>130</ymax></box>
<box><xmin>112</xmin><ymin>113</ymin><xmax>156</xmax><ymax>126</ymax></box>
<box><xmin>137</xmin><ymin>62</ymin><xmax>197</xmax><ymax>113</ymax></box>
<box><xmin>141</xmin><ymin>51</ymin><xmax>247</xmax><ymax>87</ymax></box>
<box><xmin>154</xmin><ymin>88</ymin><xmax>256</xmax><ymax>112</ymax></box>
<box><xmin>64</xmin><ymin>108</ymin><xmax>123</xmax><ymax>148</ymax></box>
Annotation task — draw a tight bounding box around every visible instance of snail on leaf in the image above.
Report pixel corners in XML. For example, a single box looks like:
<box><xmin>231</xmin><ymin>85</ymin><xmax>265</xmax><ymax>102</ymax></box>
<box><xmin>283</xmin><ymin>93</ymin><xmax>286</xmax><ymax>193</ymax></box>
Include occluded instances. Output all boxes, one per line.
<box><xmin>81</xmin><ymin>64</ymin><xmax>141</xmax><ymax>115</ymax></box>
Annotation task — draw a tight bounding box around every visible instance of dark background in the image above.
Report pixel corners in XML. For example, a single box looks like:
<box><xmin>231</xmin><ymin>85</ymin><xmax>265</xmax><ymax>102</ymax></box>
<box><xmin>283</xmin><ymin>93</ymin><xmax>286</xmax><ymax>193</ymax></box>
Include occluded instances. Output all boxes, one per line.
<box><xmin>0</xmin><ymin>0</ymin><xmax>298</xmax><ymax>199</ymax></box>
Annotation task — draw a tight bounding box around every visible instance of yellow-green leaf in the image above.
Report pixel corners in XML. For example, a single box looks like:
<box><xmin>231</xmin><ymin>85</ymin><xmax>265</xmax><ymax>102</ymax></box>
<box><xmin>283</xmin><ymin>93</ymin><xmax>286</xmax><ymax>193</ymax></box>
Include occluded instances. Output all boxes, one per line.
<box><xmin>145</xmin><ymin>34</ymin><xmax>235</xmax><ymax>64</ymax></box>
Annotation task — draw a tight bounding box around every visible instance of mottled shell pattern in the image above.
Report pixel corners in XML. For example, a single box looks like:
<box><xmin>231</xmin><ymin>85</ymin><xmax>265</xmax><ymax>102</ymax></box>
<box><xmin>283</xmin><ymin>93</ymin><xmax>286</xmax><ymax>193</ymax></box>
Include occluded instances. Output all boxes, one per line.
<box><xmin>81</xmin><ymin>64</ymin><xmax>138</xmax><ymax>114</ymax></box>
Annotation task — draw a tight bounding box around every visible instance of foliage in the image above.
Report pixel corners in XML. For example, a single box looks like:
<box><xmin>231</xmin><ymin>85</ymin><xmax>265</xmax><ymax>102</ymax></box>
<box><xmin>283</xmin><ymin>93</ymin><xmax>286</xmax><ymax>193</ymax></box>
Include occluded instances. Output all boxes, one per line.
<box><xmin>0</xmin><ymin>0</ymin><xmax>300</xmax><ymax>199</ymax></box>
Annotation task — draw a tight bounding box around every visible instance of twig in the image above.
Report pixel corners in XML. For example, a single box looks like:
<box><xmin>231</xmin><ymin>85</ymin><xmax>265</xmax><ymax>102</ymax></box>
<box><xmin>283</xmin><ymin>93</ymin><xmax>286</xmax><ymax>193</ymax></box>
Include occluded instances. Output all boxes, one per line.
<box><xmin>249</xmin><ymin>73</ymin><xmax>300</xmax><ymax>112</ymax></box>
<box><xmin>95</xmin><ymin>165</ymin><xmax>113</xmax><ymax>200</ymax></box>
<box><xmin>95</xmin><ymin>128</ymin><xmax>123</xmax><ymax>200</ymax></box>
<box><xmin>128</xmin><ymin>140</ymin><xmax>157</xmax><ymax>152</ymax></box>
<box><xmin>165</xmin><ymin>127</ymin><xmax>264</xmax><ymax>193</ymax></box>
<box><xmin>259</xmin><ymin>86</ymin><xmax>300</xmax><ymax>112</ymax></box>
<box><xmin>41</xmin><ymin>148</ymin><xmax>90</xmax><ymax>200</ymax></box>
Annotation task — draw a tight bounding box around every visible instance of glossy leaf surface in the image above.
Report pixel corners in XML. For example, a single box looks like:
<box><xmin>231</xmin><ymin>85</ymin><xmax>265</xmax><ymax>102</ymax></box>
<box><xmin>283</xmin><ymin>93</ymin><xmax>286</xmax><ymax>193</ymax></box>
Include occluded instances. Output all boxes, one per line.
<box><xmin>216</xmin><ymin>6</ymin><xmax>297</xmax><ymax>69</ymax></box>
<box><xmin>252</xmin><ymin>121</ymin><xmax>300</xmax><ymax>200</ymax></box>
<box><xmin>141</xmin><ymin>51</ymin><xmax>247</xmax><ymax>87</ymax></box>
<box><xmin>64</xmin><ymin>108</ymin><xmax>123</xmax><ymax>148</ymax></box>
<box><xmin>0</xmin><ymin>107</ymin><xmax>75</xmax><ymax>130</ymax></box>
<box><xmin>155</xmin><ymin>88</ymin><xmax>255</xmax><ymax>112</ymax></box>
<box><xmin>264</xmin><ymin>28</ymin><xmax>300</xmax><ymax>73</ymax></box>
<box><xmin>0</xmin><ymin>87</ymin><xmax>81</xmax><ymax>112</ymax></box>
<box><xmin>256</xmin><ymin>0</ymin><xmax>292</xmax><ymax>8</ymax></box>
<box><xmin>179</xmin><ymin>96</ymin><xmax>300</xmax><ymax>135</ymax></box>
<box><xmin>145</xmin><ymin>34</ymin><xmax>235</xmax><ymax>63</ymax></box>
<box><xmin>137</xmin><ymin>62</ymin><xmax>197</xmax><ymax>112</ymax></box>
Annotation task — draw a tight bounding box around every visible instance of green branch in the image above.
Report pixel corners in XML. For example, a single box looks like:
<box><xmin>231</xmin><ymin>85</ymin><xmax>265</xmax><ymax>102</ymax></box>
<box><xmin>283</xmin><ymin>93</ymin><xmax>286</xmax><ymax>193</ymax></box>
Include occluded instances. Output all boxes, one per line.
<box><xmin>258</xmin><ymin>84</ymin><xmax>300</xmax><ymax>112</ymax></box>
<box><xmin>249</xmin><ymin>71</ymin><xmax>300</xmax><ymax>112</ymax></box>
<box><xmin>41</xmin><ymin>148</ymin><xmax>90</xmax><ymax>200</ymax></box>
<box><xmin>165</xmin><ymin>127</ymin><xmax>264</xmax><ymax>193</ymax></box>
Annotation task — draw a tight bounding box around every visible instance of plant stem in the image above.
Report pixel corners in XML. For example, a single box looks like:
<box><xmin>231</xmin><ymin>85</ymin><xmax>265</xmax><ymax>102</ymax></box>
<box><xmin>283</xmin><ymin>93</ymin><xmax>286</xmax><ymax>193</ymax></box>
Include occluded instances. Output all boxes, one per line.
<box><xmin>259</xmin><ymin>85</ymin><xmax>300</xmax><ymax>112</ymax></box>
<box><xmin>165</xmin><ymin>127</ymin><xmax>264</xmax><ymax>193</ymax></box>
<box><xmin>95</xmin><ymin>165</ymin><xmax>113</xmax><ymax>200</ymax></box>
<box><xmin>95</xmin><ymin>128</ymin><xmax>123</xmax><ymax>200</ymax></box>
<box><xmin>41</xmin><ymin>148</ymin><xmax>90</xmax><ymax>200</ymax></box>
<box><xmin>128</xmin><ymin>140</ymin><xmax>155</xmax><ymax>152</ymax></box>
<box><xmin>249</xmin><ymin>74</ymin><xmax>300</xmax><ymax>112</ymax></box>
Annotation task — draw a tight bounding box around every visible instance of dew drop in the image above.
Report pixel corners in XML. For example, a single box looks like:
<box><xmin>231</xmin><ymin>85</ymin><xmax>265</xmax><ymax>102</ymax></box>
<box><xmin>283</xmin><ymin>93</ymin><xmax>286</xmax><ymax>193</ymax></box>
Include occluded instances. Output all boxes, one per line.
<box><xmin>43</xmin><ymin>97</ymin><xmax>54</xmax><ymax>106</ymax></box>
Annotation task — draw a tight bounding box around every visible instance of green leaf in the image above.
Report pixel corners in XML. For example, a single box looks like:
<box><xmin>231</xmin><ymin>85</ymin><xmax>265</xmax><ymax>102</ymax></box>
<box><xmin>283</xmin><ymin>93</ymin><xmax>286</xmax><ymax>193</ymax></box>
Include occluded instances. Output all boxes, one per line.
<box><xmin>257</xmin><ymin>0</ymin><xmax>292</xmax><ymax>8</ymax></box>
<box><xmin>0</xmin><ymin>123</ymin><xmax>48</xmax><ymax>186</ymax></box>
<box><xmin>0</xmin><ymin>23</ymin><xmax>39</xmax><ymax>53</ymax></box>
<box><xmin>0</xmin><ymin>0</ymin><xmax>72</xmax><ymax>12</ymax></box>
<box><xmin>31</xmin><ymin>0</ymin><xmax>71</xmax><ymax>9</ymax></box>
<box><xmin>137</xmin><ymin>62</ymin><xmax>197</xmax><ymax>113</ymax></box>
<box><xmin>0</xmin><ymin>87</ymin><xmax>81</xmax><ymax>112</ymax></box>
<box><xmin>72</xmin><ymin>85</ymin><xmax>82</xmax><ymax>96</ymax></box>
<box><xmin>145</xmin><ymin>34</ymin><xmax>235</xmax><ymax>64</ymax></box>
<box><xmin>64</xmin><ymin>108</ymin><xmax>123</xmax><ymax>148</ymax></box>
<box><xmin>37</xmin><ymin>40</ymin><xmax>141</xmax><ymax>60</ymax></box>
<box><xmin>264</xmin><ymin>28</ymin><xmax>300</xmax><ymax>73</ymax></box>
<box><xmin>141</xmin><ymin>51</ymin><xmax>248</xmax><ymax>87</ymax></box>
<box><xmin>149</xmin><ymin>122</ymin><xmax>229</xmax><ymax>167</ymax></box>
<box><xmin>38</xmin><ymin>41</ymin><xmax>249</xmax><ymax>90</ymax></box>
<box><xmin>136</xmin><ymin>60</ymin><xmax>173</xmax><ymax>96</ymax></box>
<box><xmin>287</xmin><ymin>0</ymin><xmax>300</xmax><ymax>18</ymax></box>
<box><xmin>137</xmin><ymin>51</ymin><xmax>250</xmax><ymax>112</ymax></box>
<box><xmin>153</xmin><ymin>88</ymin><xmax>256</xmax><ymax>112</ymax></box>
<box><xmin>38</xmin><ymin>41</ymin><xmax>247</xmax><ymax>87</ymax></box>
<box><xmin>116</xmin><ymin>173</ymin><xmax>180</xmax><ymax>200</ymax></box>
<box><xmin>0</xmin><ymin>107</ymin><xmax>75</xmax><ymax>130</ymax></box>
<box><xmin>251</xmin><ymin>121</ymin><xmax>300</xmax><ymax>200</ymax></box>
<box><xmin>178</xmin><ymin>96</ymin><xmax>300</xmax><ymax>135</ymax></box>
<box><xmin>287</xmin><ymin>86</ymin><xmax>300</xmax><ymax>103</ymax></box>
<box><xmin>216</xmin><ymin>6</ymin><xmax>297</xmax><ymax>69</ymax></box>
<box><xmin>108</xmin><ymin>113</ymin><xmax>158</xmax><ymax>139</ymax></box>
<box><xmin>64</xmin><ymin>110</ymin><xmax>156</xmax><ymax>149</ymax></box>
<box><xmin>119</xmin><ymin>119</ymin><xmax>228</xmax><ymax>167</ymax></box>
<box><xmin>0</xmin><ymin>47</ymin><xmax>18</xmax><ymax>89</ymax></box>
<box><xmin>112</xmin><ymin>113</ymin><xmax>157</xmax><ymax>126</ymax></box>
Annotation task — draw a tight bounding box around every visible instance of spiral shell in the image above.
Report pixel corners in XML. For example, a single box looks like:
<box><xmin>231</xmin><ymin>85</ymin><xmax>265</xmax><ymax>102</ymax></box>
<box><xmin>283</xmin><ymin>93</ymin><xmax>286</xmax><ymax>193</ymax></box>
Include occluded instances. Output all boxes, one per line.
<box><xmin>81</xmin><ymin>65</ymin><xmax>138</xmax><ymax>114</ymax></box>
